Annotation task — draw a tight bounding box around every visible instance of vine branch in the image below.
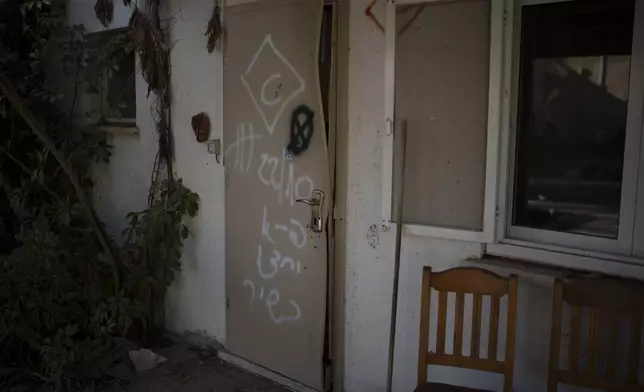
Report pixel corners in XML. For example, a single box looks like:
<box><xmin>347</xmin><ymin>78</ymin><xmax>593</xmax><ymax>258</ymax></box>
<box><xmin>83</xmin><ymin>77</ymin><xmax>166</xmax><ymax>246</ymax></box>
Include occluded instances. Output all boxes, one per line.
<box><xmin>0</xmin><ymin>68</ymin><xmax>120</xmax><ymax>291</ymax></box>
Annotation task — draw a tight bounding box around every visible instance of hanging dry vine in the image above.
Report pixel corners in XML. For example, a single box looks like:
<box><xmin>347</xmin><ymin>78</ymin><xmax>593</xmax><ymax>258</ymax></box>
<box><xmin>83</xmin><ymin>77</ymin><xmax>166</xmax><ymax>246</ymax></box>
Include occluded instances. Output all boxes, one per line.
<box><xmin>205</xmin><ymin>1</ymin><xmax>222</xmax><ymax>54</ymax></box>
<box><xmin>129</xmin><ymin>1</ymin><xmax>175</xmax><ymax>203</ymax></box>
<box><xmin>94</xmin><ymin>0</ymin><xmax>176</xmax><ymax>200</ymax></box>
<box><xmin>91</xmin><ymin>0</ymin><xmax>201</xmax><ymax>339</ymax></box>
<box><xmin>94</xmin><ymin>0</ymin><xmax>133</xmax><ymax>27</ymax></box>
<box><xmin>116</xmin><ymin>0</ymin><xmax>201</xmax><ymax>334</ymax></box>
<box><xmin>94</xmin><ymin>0</ymin><xmax>114</xmax><ymax>27</ymax></box>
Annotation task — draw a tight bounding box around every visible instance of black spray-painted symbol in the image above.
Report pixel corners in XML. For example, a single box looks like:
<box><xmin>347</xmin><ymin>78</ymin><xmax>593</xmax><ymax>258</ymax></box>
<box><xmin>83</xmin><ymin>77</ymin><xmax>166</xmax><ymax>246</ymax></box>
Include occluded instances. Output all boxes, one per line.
<box><xmin>287</xmin><ymin>104</ymin><xmax>314</xmax><ymax>156</ymax></box>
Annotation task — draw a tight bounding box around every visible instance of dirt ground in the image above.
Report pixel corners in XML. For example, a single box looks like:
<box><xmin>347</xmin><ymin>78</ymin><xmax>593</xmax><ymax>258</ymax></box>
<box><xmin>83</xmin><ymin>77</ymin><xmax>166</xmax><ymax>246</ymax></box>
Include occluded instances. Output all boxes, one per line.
<box><xmin>127</xmin><ymin>344</ymin><xmax>290</xmax><ymax>392</ymax></box>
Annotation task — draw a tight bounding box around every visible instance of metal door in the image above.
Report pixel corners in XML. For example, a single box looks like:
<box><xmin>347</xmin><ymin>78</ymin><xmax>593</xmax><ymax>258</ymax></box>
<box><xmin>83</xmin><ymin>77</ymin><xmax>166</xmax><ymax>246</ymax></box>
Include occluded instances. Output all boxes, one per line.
<box><xmin>223</xmin><ymin>0</ymin><xmax>329</xmax><ymax>389</ymax></box>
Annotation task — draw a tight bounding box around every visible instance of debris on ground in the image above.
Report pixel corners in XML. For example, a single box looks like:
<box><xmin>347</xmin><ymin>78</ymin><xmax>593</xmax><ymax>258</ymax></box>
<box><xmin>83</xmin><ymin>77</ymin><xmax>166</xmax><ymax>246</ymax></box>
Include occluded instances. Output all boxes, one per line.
<box><xmin>127</xmin><ymin>343</ymin><xmax>289</xmax><ymax>392</ymax></box>
<box><xmin>129</xmin><ymin>349</ymin><xmax>168</xmax><ymax>373</ymax></box>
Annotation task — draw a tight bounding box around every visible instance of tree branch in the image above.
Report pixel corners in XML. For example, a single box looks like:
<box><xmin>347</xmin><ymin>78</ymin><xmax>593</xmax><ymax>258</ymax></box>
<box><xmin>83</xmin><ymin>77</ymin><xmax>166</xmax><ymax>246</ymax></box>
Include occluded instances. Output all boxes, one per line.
<box><xmin>0</xmin><ymin>146</ymin><xmax>64</xmax><ymax>204</ymax></box>
<box><xmin>0</xmin><ymin>68</ymin><xmax>120</xmax><ymax>291</ymax></box>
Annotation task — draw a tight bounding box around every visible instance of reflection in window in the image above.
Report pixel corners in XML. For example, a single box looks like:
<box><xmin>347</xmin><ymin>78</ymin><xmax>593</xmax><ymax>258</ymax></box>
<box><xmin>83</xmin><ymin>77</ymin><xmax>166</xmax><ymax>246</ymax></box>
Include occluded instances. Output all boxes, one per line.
<box><xmin>104</xmin><ymin>51</ymin><xmax>136</xmax><ymax>121</ymax></box>
<box><xmin>513</xmin><ymin>0</ymin><xmax>634</xmax><ymax>238</ymax></box>
<box><xmin>87</xmin><ymin>29</ymin><xmax>136</xmax><ymax>124</ymax></box>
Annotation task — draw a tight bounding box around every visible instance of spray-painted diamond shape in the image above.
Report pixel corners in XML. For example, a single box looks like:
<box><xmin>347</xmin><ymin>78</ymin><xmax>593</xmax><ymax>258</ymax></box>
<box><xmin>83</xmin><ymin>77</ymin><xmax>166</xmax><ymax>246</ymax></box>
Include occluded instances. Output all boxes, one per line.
<box><xmin>241</xmin><ymin>34</ymin><xmax>306</xmax><ymax>135</ymax></box>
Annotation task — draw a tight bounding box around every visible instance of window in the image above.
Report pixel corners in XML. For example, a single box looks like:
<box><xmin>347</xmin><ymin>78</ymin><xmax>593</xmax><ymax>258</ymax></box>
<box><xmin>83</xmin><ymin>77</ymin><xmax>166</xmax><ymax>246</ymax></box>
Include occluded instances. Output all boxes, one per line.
<box><xmin>384</xmin><ymin>0</ymin><xmax>644</xmax><ymax>273</ymax></box>
<box><xmin>87</xmin><ymin>29</ymin><xmax>136</xmax><ymax>125</ymax></box>
<box><xmin>505</xmin><ymin>0</ymin><xmax>644</xmax><ymax>257</ymax></box>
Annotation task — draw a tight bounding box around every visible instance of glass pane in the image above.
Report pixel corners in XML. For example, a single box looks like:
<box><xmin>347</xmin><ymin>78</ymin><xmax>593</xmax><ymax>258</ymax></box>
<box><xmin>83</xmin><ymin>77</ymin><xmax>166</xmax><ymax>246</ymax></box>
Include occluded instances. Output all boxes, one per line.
<box><xmin>513</xmin><ymin>0</ymin><xmax>634</xmax><ymax>239</ymax></box>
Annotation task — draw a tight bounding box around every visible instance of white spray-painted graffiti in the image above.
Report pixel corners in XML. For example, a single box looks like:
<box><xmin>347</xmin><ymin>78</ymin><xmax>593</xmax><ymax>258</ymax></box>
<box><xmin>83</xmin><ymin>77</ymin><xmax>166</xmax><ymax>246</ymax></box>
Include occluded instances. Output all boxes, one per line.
<box><xmin>261</xmin><ymin>73</ymin><xmax>283</xmax><ymax>106</ymax></box>
<box><xmin>240</xmin><ymin>34</ymin><xmax>306</xmax><ymax>136</ymax></box>
<box><xmin>225</xmin><ymin>123</ymin><xmax>263</xmax><ymax>172</ymax></box>
<box><xmin>235</xmin><ymin>34</ymin><xmax>317</xmax><ymax>325</ymax></box>
<box><xmin>249</xmin><ymin>203</ymin><xmax>306</xmax><ymax>323</ymax></box>
<box><xmin>258</xmin><ymin>149</ymin><xmax>314</xmax><ymax>206</ymax></box>
<box><xmin>263</xmin><ymin>206</ymin><xmax>307</xmax><ymax>249</ymax></box>
<box><xmin>256</xmin><ymin>245</ymin><xmax>302</xmax><ymax>279</ymax></box>
<box><xmin>242</xmin><ymin>280</ymin><xmax>301</xmax><ymax>324</ymax></box>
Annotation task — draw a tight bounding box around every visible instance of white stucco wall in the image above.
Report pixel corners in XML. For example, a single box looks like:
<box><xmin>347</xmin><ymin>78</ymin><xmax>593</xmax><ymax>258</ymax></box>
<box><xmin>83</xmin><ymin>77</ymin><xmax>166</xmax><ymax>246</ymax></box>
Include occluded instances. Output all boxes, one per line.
<box><xmin>70</xmin><ymin>0</ymin><xmax>227</xmax><ymax>344</ymax></box>
<box><xmin>162</xmin><ymin>0</ymin><xmax>226</xmax><ymax>341</ymax></box>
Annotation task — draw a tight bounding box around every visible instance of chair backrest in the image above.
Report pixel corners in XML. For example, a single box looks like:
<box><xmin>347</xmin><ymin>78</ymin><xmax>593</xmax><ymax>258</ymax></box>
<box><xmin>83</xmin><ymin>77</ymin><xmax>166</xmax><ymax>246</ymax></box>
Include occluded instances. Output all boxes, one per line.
<box><xmin>548</xmin><ymin>278</ymin><xmax>644</xmax><ymax>392</ymax></box>
<box><xmin>417</xmin><ymin>267</ymin><xmax>519</xmax><ymax>392</ymax></box>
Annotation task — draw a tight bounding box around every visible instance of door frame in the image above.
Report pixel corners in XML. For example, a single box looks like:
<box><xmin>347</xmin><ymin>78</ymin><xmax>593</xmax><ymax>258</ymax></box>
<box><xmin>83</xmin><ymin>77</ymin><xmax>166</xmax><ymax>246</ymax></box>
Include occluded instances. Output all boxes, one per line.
<box><xmin>330</xmin><ymin>0</ymin><xmax>348</xmax><ymax>391</ymax></box>
<box><xmin>325</xmin><ymin>0</ymin><xmax>346</xmax><ymax>390</ymax></box>
<box><xmin>323</xmin><ymin>1</ymin><xmax>348</xmax><ymax>390</ymax></box>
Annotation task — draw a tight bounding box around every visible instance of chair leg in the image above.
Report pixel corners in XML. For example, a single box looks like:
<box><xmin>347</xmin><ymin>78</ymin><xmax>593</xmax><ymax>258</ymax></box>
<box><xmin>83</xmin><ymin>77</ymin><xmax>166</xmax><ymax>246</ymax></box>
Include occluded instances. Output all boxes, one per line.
<box><xmin>503</xmin><ymin>372</ymin><xmax>514</xmax><ymax>392</ymax></box>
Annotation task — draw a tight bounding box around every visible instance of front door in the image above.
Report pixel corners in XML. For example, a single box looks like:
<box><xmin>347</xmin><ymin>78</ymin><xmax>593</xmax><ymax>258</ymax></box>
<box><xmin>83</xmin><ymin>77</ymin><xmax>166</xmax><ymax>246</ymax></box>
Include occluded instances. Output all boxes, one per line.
<box><xmin>223</xmin><ymin>0</ymin><xmax>330</xmax><ymax>389</ymax></box>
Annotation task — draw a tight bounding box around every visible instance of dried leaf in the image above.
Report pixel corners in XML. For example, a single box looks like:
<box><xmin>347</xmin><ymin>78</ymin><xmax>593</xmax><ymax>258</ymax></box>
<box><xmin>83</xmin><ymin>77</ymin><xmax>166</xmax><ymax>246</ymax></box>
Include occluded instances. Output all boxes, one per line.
<box><xmin>205</xmin><ymin>3</ymin><xmax>222</xmax><ymax>54</ymax></box>
<box><xmin>94</xmin><ymin>0</ymin><xmax>114</xmax><ymax>28</ymax></box>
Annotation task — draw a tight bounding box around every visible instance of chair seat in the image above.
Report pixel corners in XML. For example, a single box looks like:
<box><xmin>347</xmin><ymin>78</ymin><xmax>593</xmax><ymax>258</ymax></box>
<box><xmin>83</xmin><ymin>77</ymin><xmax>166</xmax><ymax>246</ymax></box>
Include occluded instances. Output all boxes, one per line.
<box><xmin>413</xmin><ymin>382</ymin><xmax>493</xmax><ymax>392</ymax></box>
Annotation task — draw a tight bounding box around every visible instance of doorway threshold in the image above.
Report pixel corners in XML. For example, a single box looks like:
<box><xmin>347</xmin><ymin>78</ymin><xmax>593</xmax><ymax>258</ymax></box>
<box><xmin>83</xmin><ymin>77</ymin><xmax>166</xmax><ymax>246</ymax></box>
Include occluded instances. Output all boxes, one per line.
<box><xmin>218</xmin><ymin>350</ymin><xmax>320</xmax><ymax>392</ymax></box>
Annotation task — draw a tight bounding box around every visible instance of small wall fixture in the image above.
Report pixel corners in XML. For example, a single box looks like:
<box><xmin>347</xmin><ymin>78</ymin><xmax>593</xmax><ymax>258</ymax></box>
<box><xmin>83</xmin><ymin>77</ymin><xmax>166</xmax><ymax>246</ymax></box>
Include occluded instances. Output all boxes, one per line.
<box><xmin>207</xmin><ymin>138</ymin><xmax>221</xmax><ymax>164</ymax></box>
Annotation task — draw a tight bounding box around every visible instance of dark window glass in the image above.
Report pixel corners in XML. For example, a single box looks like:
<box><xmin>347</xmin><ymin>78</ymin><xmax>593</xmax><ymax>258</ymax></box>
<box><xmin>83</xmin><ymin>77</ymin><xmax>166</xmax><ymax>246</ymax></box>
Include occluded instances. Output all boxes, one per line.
<box><xmin>105</xmin><ymin>52</ymin><xmax>136</xmax><ymax>120</ymax></box>
<box><xmin>87</xmin><ymin>29</ymin><xmax>136</xmax><ymax>122</ymax></box>
<box><xmin>513</xmin><ymin>0</ymin><xmax>634</xmax><ymax>238</ymax></box>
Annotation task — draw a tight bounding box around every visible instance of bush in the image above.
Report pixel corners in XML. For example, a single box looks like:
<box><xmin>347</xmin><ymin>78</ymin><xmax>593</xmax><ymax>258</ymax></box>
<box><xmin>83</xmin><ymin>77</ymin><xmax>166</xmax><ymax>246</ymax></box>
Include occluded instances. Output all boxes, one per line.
<box><xmin>0</xmin><ymin>1</ymin><xmax>197</xmax><ymax>390</ymax></box>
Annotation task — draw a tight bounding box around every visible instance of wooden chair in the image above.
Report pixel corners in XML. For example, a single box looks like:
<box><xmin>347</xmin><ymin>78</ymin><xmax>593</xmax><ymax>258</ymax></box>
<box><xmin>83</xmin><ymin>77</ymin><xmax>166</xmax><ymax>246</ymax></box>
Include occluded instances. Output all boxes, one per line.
<box><xmin>548</xmin><ymin>277</ymin><xmax>644</xmax><ymax>392</ymax></box>
<box><xmin>415</xmin><ymin>267</ymin><xmax>518</xmax><ymax>392</ymax></box>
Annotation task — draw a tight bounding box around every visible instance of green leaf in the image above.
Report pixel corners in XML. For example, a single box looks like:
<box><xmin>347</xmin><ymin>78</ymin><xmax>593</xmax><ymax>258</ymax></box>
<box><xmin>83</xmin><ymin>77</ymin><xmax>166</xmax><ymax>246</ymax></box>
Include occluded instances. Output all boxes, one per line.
<box><xmin>64</xmin><ymin>324</ymin><xmax>78</xmax><ymax>336</ymax></box>
<box><xmin>85</xmin><ymin>84</ymin><xmax>99</xmax><ymax>94</ymax></box>
<box><xmin>97</xmin><ymin>253</ymin><xmax>111</xmax><ymax>265</ymax></box>
<box><xmin>181</xmin><ymin>225</ymin><xmax>189</xmax><ymax>240</ymax></box>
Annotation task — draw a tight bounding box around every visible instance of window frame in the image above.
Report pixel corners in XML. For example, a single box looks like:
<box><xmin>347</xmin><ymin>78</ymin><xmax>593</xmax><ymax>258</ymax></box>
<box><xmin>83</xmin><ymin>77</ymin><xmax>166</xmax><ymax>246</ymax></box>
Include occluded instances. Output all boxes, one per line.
<box><xmin>383</xmin><ymin>0</ymin><xmax>505</xmax><ymax>242</ymax></box>
<box><xmin>497</xmin><ymin>0</ymin><xmax>644</xmax><ymax>259</ymax></box>
<box><xmin>384</xmin><ymin>0</ymin><xmax>644</xmax><ymax>275</ymax></box>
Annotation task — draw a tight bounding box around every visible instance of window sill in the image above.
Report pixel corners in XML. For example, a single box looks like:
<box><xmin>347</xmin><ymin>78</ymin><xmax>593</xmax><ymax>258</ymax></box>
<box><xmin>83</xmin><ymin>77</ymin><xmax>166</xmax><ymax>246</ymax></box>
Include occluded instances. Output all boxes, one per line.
<box><xmin>486</xmin><ymin>242</ymin><xmax>644</xmax><ymax>281</ymax></box>
<box><xmin>404</xmin><ymin>223</ymin><xmax>489</xmax><ymax>243</ymax></box>
<box><xmin>399</xmin><ymin>222</ymin><xmax>644</xmax><ymax>279</ymax></box>
<box><xmin>90</xmin><ymin>123</ymin><xmax>139</xmax><ymax>136</ymax></box>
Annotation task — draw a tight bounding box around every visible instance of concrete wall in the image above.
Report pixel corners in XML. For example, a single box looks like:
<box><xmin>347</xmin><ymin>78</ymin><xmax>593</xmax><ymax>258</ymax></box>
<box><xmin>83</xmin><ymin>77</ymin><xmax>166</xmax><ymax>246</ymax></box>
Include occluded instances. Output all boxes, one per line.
<box><xmin>69</xmin><ymin>0</ymin><xmax>227</xmax><ymax>344</ymax></box>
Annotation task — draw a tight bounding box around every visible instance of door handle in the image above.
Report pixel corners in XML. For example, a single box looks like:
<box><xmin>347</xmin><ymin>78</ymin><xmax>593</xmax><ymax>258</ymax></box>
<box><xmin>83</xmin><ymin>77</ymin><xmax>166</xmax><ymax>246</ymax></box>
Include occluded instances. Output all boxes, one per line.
<box><xmin>296</xmin><ymin>189</ymin><xmax>325</xmax><ymax>233</ymax></box>
<box><xmin>295</xmin><ymin>198</ymin><xmax>320</xmax><ymax>206</ymax></box>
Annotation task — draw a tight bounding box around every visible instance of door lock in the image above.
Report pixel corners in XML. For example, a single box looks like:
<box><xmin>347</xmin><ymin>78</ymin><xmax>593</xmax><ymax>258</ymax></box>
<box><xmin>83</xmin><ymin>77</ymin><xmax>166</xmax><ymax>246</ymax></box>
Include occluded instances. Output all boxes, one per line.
<box><xmin>296</xmin><ymin>189</ymin><xmax>325</xmax><ymax>233</ymax></box>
